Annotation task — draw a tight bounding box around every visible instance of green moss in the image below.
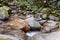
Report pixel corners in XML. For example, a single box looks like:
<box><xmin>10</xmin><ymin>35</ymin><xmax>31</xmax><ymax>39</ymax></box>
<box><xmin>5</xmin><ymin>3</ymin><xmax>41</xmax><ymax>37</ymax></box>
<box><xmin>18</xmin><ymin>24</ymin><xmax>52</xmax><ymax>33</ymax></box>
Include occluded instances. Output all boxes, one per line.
<box><xmin>41</xmin><ymin>8</ymin><xmax>51</xmax><ymax>14</ymax></box>
<box><xmin>0</xmin><ymin>6</ymin><xmax>9</xmax><ymax>18</ymax></box>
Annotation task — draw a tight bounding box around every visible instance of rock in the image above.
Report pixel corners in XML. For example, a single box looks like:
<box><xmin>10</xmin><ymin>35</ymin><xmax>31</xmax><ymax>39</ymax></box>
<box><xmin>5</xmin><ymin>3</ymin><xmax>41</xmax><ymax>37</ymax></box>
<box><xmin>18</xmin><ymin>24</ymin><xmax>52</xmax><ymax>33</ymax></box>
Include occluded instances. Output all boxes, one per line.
<box><xmin>25</xmin><ymin>17</ymin><xmax>41</xmax><ymax>28</ymax></box>
<box><xmin>49</xmin><ymin>15</ymin><xmax>55</xmax><ymax>20</ymax></box>
<box><xmin>9</xmin><ymin>17</ymin><xmax>30</xmax><ymax>31</ymax></box>
<box><xmin>55</xmin><ymin>17</ymin><xmax>59</xmax><ymax>21</ymax></box>
<box><xmin>30</xmin><ymin>31</ymin><xmax>60</xmax><ymax>40</ymax></box>
<box><xmin>41</xmin><ymin>8</ymin><xmax>51</xmax><ymax>14</ymax></box>
<box><xmin>0</xmin><ymin>23</ymin><xmax>27</xmax><ymax>40</ymax></box>
<box><xmin>39</xmin><ymin>20</ymin><xmax>46</xmax><ymax>25</ymax></box>
<box><xmin>0</xmin><ymin>34</ymin><xmax>20</xmax><ymax>40</ymax></box>
<box><xmin>35</xmin><ymin>13</ymin><xmax>42</xmax><ymax>21</ymax></box>
<box><xmin>11</xmin><ymin>10</ymin><xmax>17</xmax><ymax>13</ymax></box>
<box><xmin>31</xmin><ymin>33</ymin><xmax>49</xmax><ymax>40</ymax></box>
<box><xmin>41</xmin><ymin>20</ymin><xmax>59</xmax><ymax>32</ymax></box>
<box><xmin>0</xmin><ymin>6</ymin><xmax>9</xmax><ymax>20</ymax></box>
<box><xmin>26</xmin><ymin>31</ymin><xmax>40</xmax><ymax>37</ymax></box>
<box><xmin>49</xmin><ymin>15</ymin><xmax>59</xmax><ymax>21</ymax></box>
<box><xmin>46</xmin><ymin>31</ymin><xmax>60</xmax><ymax>40</ymax></box>
<box><xmin>26</xmin><ymin>31</ymin><xmax>40</xmax><ymax>40</ymax></box>
<box><xmin>41</xmin><ymin>14</ymin><xmax>47</xmax><ymax>19</ymax></box>
<box><xmin>6</xmin><ymin>30</ymin><xmax>27</xmax><ymax>40</ymax></box>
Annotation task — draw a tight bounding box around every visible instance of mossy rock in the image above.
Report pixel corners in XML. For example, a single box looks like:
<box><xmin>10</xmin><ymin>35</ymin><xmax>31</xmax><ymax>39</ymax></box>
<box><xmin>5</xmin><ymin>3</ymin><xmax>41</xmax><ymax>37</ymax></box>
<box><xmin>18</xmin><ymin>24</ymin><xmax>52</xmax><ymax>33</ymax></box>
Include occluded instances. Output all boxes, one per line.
<box><xmin>41</xmin><ymin>8</ymin><xmax>51</xmax><ymax>14</ymax></box>
<box><xmin>0</xmin><ymin>6</ymin><xmax>9</xmax><ymax>20</ymax></box>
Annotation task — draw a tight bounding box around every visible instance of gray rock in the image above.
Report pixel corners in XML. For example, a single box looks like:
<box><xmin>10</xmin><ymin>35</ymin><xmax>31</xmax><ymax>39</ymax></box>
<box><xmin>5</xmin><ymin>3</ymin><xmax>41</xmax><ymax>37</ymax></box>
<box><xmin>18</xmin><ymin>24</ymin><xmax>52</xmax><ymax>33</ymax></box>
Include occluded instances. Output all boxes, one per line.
<box><xmin>41</xmin><ymin>20</ymin><xmax>59</xmax><ymax>32</ymax></box>
<box><xmin>26</xmin><ymin>32</ymin><xmax>43</xmax><ymax>40</ymax></box>
<box><xmin>0</xmin><ymin>12</ymin><xmax>6</xmax><ymax>20</ymax></box>
<box><xmin>39</xmin><ymin>20</ymin><xmax>46</xmax><ymax>25</ymax></box>
<box><xmin>49</xmin><ymin>15</ymin><xmax>55</xmax><ymax>20</ymax></box>
<box><xmin>46</xmin><ymin>31</ymin><xmax>60</xmax><ymax>40</ymax></box>
<box><xmin>25</xmin><ymin>17</ymin><xmax>41</xmax><ymax>28</ymax></box>
<box><xmin>41</xmin><ymin>14</ymin><xmax>47</xmax><ymax>19</ymax></box>
<box><xmin>26</xmin><ymin>31</ymin><xmax>40</xmax><ymax>37</ymax></box>
<box><xmin>11</xmin><ymin>10</ymin><xmax>17</xmax><ymax>13</ymax></box>
<box><xmin>31</xmin><ymin>33</ymin><xmax>49</xmax><ymax>40</ymax></box>
<box><xmin>35</xmin><ymin>13</ymin><xmax>42</xmax><ymax>21</ymax></box>
<box><xmin>31</xmin><ymin>31</ymin><xmax>60</xmax><ymax>40</ymax></box>
<box><xmin>0</xmin><ymin>34</ymin><xmax>20</xmax><ymax>40</ymax></box>
<box><xmin>49</xmin><ymin>15</ymin><xmax>59</xmax><ymax>21</ymax></box>
<box><xmin>1</xmin><ymin>30</ymin><xmax>26</xmax><ymax>40</ymax></box>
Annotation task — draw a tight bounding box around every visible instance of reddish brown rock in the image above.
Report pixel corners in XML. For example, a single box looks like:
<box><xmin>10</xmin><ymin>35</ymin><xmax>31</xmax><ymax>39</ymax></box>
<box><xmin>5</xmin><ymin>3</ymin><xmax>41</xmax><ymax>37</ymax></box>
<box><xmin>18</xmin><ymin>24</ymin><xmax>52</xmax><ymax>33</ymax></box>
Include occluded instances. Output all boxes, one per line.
<box><xmin>9</xmin><ymin>17</ymin><xmax>30</xmax><ymax>31</ymax></box>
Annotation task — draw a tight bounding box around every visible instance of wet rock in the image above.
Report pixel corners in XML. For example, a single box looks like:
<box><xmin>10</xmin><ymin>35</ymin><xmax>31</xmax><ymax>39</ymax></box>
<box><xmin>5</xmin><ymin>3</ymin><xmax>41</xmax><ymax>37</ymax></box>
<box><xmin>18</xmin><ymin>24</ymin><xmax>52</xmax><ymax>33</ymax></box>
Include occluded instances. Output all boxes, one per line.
<box><xmin>46</xmin><ymin>31</ymin><xmax>60</xmax><ymax>40</ymax></box>
<box><xmin>25</xmin><ymin>17</ymin><xmax>41</xmax><ymax>29</ymax></box>
<box><xmin>31</xmin><ymin>33</ymin><xmax>49</xmax><ymax>40</ymax></box>
<box><xmin>26</xmin><ymin>31</ymin><xmax>40</xmax><ymax>37</ymax></box>
<box><xmin>30</xmin><ymin>31</ymin><xmax>60</xmax><ymax>40</ymax></box>
<box><xmin>26</xmin><ymin>31</ymin><xmax>40</xmax><ymax>40</ymax></box>
<box><xmin>41</xmin><ymin>20</ymin><xmax>59</xmax><ymax>32</ymax></box>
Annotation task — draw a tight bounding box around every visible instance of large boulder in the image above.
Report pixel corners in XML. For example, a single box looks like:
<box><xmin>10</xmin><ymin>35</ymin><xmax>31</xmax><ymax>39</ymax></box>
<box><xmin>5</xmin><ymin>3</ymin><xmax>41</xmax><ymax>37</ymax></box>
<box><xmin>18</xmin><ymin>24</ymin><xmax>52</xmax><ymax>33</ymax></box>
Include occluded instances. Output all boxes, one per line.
<box><xmin>25</xmin><ymin>17</ymin><xmax>41</xmax><ymax>29</ymax></box>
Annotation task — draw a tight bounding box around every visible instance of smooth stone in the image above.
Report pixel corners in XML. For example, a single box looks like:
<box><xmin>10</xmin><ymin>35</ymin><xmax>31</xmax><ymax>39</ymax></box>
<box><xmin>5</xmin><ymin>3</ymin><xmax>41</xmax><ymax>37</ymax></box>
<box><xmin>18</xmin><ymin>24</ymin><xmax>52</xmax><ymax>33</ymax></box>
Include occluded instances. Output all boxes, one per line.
<box><xmin>49</xmin><ymin>15</ymin><xmax>55</xmax><ymax>20</ymax></box>
<box><xmin>25</xmin><ymin>17</ymin><xmax>41</xmax><ymax>28</ymax></box>
<box><xmin>0</xmin><ymin>34</ymin><xmax>20</xmax><ymax>40</ymax></box>
<box><xmin>41</xmin><ymin>14</ymin><xmax>47</xmax><ymax>19</ymax></box>
<box><xmin>46</xmin><ymin>31</ymin><xmax>60</xmax><ymax>40</ymax></box>
<box><xmin>39</xmin><ymin>20</ymin><xmax>46</xmax><ymax>25</ymax></box>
